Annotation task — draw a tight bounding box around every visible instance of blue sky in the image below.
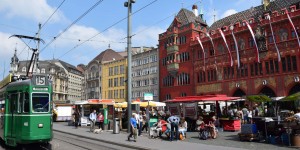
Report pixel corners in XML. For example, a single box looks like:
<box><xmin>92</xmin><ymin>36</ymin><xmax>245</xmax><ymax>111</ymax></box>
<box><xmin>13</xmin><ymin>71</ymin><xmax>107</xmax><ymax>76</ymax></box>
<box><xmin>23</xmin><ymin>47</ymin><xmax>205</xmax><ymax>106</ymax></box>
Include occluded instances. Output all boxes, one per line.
<box><xmin>0</xmin><ymin>0</ymin><xmax>261</xmax><ymax>79</ymax></box>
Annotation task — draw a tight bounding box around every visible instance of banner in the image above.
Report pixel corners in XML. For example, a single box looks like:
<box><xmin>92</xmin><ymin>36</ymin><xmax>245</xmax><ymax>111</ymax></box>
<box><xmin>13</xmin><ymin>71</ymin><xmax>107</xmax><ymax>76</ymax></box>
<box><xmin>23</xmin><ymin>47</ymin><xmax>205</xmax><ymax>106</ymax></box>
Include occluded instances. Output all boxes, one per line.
<box><xmin>267</xmin><ymin>15</ymin><xmax>281</xmax><ymax>62</ymax></box>
<box><xmin>196</xmin><ymin>36</ymin><xmax>205</xmax><ymax>71</ymax></box>
<box><xmin>286</xmin><ymin>10</ymin><xmax>300</xmax><ymax>50</ymax></box>
<box><xmin>231</xmin><ymin>30</ymin><xmax>240</xmax><ymax>68</ymax></box>
<box><xmin>245</xmin><ymin>21</ymin><xmax>260</xmax><ymax>63</ymax></box>
<box><xmin>219</xmin><ymin>28</ymin><xmax>233</xmax><ymax>66</ymax></box>
<box><xmin>167</xmin><ymin>103</ymin><xmax>180</xmax><ymax>116</ymax></box>
<box><xmin>205</xmin><ymin>32</ymin><xmax>218</xmax><ymax>70</ymax></box>
<box><xmin>182</xmin><ymin>103</ymin><xmax>198</xmax><ymax>119</ymax></box>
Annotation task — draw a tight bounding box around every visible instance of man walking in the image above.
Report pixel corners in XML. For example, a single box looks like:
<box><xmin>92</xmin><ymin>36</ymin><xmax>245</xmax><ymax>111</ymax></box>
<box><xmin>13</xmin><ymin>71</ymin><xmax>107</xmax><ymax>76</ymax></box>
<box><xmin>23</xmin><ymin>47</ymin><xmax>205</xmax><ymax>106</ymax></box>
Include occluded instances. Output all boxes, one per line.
<box><xmin>167</xmin><ymin>115</ymin><xmax>180</xmax><ymax>141</ymax></box>
<box><xmin>73</xmin><ymin>108</ymin><xmax>81</xmax><ymax>129</ymax></box>
<box><xmin>89</xmin><ymin>109</ymin><xmax>97</xmax><ymax>132</ymax></box>
<box><xmin>128</xmin><ymin>113</ymin><xmax>137</xmax><ymax>142</ymax></box>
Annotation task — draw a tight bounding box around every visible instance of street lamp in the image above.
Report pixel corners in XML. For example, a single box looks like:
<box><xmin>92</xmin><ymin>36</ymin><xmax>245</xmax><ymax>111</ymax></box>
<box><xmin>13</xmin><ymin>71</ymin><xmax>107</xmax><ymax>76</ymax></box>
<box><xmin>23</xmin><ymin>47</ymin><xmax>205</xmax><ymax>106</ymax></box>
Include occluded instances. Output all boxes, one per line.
<box><xmin>124</xmin><ymin>0</ymin><xmax>135</xmax><ymax>133</ymax></box>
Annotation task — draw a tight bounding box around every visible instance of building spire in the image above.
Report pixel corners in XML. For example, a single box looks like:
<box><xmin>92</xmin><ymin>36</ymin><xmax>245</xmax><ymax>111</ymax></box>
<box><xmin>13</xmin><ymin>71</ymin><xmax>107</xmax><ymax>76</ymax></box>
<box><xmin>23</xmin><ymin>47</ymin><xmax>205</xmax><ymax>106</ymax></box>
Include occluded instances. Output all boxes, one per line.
<box><xmin>10</xmin><ymin>46</ymin><xmax>19</xmax><ymax>74</ymax></box>
<box><xmin>213</xmin><ymin>9</ymin><xmax>216</xmax><ymax>23</ymax></box>
<box><xmin>199</xmin><ymin>0</ymin><xmax>204</xmax><ymax>20</ymax></box>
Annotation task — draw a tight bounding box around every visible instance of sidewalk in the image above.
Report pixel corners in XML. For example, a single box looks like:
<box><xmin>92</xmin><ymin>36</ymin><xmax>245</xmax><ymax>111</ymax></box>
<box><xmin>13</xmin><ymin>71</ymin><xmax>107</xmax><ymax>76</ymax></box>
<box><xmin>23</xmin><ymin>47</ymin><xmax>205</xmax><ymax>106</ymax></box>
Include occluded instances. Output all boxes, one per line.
<box><xmin>53</xmin><ymin>123</ymin><xmax>245</xmax><ymax>150</ymax></box>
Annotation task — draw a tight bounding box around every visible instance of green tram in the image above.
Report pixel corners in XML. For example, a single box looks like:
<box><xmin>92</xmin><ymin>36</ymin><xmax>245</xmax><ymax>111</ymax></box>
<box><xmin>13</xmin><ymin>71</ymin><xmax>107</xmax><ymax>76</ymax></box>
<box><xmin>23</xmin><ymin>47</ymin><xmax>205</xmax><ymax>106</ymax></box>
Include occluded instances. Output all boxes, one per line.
<box><xmin>0</xmin><ymin>74</ymin><xmax>53</xmax><ymax>147</ymax></box>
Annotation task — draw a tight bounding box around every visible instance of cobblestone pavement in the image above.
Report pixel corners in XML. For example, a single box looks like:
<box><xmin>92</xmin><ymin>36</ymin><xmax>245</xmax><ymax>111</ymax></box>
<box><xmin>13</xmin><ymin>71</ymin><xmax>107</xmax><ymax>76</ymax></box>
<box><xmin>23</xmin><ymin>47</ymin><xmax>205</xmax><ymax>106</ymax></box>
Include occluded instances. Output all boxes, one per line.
<box><xmin>56</xmin><ymin>123</ymin><xmax>298</xmax><ymax>150</ymax></box>
<box><xmin>181</xmin><ymin>131</ymin><xmax>295</xmax><ymax>150</ymax></box>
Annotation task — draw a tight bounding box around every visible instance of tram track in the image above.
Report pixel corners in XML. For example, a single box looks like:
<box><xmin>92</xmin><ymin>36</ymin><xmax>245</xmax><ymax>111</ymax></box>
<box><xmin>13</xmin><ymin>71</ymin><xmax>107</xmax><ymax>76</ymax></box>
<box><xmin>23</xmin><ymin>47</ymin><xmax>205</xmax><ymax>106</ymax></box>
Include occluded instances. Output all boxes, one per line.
<box><xmin>46</xmin><ymin>131</ymin><xmax>143</xmax><ymax>150</ymax></box>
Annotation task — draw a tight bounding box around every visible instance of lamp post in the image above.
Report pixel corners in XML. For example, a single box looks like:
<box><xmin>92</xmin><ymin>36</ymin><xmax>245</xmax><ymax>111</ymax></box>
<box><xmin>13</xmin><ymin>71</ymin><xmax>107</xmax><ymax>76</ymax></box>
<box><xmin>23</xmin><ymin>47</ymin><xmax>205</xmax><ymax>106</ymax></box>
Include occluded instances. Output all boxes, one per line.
<box><xmin>124</xmin><ymin>0</ymin><xmax>135</xmax><ymax>133</ymax></box>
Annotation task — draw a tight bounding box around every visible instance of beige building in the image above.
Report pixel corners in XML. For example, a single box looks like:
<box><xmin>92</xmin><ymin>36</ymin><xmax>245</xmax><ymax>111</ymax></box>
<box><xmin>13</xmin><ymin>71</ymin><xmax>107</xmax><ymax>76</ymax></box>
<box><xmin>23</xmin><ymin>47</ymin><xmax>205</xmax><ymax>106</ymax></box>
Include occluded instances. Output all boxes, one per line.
<box><xmin>12</xmin><ymin>55</ymin><xmax>83</xmax><ymax>103</ymax></box>
<box><xmin>84</xmin><ymin>49</ymin><xmax>124</xmax><ymax>100</ymax></box>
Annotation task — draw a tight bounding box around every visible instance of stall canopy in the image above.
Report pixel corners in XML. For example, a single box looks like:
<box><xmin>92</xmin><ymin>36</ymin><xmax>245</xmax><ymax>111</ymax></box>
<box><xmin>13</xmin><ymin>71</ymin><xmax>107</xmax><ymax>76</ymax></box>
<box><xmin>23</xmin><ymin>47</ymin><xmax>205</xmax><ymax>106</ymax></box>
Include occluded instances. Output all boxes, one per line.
<box><xmin>75</xmin><ymin>99</ymin><xmax>115</xmax><ymax>105</ymax></box>
<box><xmin>246</xmin><ymin>95</ymin><xmax>272</xmax><ymax>102</ymax></box>
<box><xmin>114</xmin><ymin>101</ymin><xmax>166</xmax><ymax>108</ymax></box>
<box><xmin>165</xmin><ymin>94</ymin><xmax>240</xmax><ymax>103</ymax></box>
<box><xmin>280</xmin><ymin>92</ymin><xmax>300</xmax><ymax>101</ymax></box>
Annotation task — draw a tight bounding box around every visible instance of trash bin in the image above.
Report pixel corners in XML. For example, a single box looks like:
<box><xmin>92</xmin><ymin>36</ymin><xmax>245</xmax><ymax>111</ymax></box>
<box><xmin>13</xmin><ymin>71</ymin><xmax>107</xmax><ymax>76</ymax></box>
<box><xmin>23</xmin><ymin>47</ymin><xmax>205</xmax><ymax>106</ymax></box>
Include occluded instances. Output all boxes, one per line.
<box><xmin>113</xmin><ymin>118</ymin><xmax>120</xmax><ymax>134</ymax></box>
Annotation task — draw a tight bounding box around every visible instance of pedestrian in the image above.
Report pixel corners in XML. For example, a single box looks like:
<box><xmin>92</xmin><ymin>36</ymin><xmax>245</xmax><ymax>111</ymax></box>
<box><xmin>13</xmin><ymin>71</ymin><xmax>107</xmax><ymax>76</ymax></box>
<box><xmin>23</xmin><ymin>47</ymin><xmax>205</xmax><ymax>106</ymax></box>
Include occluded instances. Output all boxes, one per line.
<box><xmin>138</xmin><ymin>111</ymin><xmax>143</xmax><ymax>136</ymax></box>
<box><xmin>134</xmin><ymin>112</ymin><xmax>140</xmax><ymax>135</ymax></box>
<box><xmin>97</xmin><ymin>112</ymin><xmax>104</xmax><ymax>130</ymax></box>
<box><xmin>73</xmin><ymin>109</ymin><xmax>81</xmax><ymax>129</ymax></box>
<box><xmin>142</xmin><ymin>112</ymin><xmax>148</xmax><ymax>133</ymax></box>
<box><xmin>89</xmin><ymin>109</ymin><xmax>97</xmax><ymax>132</ymax></box>
<box><xmin>128</xmin><ymin>113</ymin><xmax>137</xmax><ymax>142</ymax></box>
<box><xmin>167</xmin><ymin>115</ymin><xmax>180</xmax><ymax>141</ymax></box>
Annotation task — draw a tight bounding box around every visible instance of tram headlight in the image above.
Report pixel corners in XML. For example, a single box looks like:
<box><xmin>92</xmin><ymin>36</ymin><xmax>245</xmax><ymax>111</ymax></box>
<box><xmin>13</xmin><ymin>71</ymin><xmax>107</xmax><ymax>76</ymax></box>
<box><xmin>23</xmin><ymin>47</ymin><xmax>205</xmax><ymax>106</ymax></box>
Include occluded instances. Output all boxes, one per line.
<box><xmin>38</xmin><ymin>123</ymin><xmax>43</xmax><ymax>128</ymax></box>
<box><xmin>24</xmin><ymin>122</ymin><xmax>28</xmax><ymax>126</ymax></box>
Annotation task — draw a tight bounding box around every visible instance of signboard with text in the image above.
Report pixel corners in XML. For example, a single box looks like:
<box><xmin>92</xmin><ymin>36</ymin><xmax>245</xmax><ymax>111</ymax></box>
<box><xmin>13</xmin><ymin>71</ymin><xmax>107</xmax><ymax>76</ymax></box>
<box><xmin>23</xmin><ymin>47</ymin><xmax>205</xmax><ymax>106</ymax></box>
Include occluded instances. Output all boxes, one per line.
<box><xmin>144</xmin><ymin>93</ymin><xmax>153</xmax><ymax>101</ymax></box>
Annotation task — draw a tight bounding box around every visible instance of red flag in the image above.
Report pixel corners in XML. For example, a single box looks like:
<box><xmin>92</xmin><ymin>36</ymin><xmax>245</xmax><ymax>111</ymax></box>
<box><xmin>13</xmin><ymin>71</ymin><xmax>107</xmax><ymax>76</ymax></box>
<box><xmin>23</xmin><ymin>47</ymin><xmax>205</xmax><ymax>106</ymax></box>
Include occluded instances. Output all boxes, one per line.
<box><xmin>267</xmin><ymin>14</ymin><xmax>281</xmax><ymax>62</ymax></box>
<box><xmin>245</xmin><ymin>21</ymin><xmax>260</xmax><ymax>63</ymax></box>
<box><xmin>218</xmin><ymin>28</ymin><xmax>233</xmax><ymax>66</ymax></box>
<box><xmin>286</xmin><ymin>10</ymin><xmax>300</xmax><ymax>50</ymax></box>
<box><xmin>230</xmin><ymin>28</ymin><xmax>240</xmax><ymax>68</ymax></box>
<box><xmin>196</xmin><ymin>36</ymin><xmax>205</xmax><ymax>71</ymax></box>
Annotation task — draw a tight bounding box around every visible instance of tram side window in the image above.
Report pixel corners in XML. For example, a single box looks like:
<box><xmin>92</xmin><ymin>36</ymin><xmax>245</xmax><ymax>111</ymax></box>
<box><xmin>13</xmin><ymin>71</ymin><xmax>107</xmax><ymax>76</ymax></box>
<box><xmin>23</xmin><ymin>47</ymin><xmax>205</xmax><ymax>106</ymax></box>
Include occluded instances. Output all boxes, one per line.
<box><xmin>10</xmin><ymin>94</ymin><xmax>18</xmax><ymax>113</ymax></box>
<box><xmin>23</xmin><ymin>93</ymin><xmax>29</xmax><ymax>113</ymax></box>
<box><xmin>18</xmin><ymin>93</ymin><xmax>22</xmax><ymax>113</ymax></box>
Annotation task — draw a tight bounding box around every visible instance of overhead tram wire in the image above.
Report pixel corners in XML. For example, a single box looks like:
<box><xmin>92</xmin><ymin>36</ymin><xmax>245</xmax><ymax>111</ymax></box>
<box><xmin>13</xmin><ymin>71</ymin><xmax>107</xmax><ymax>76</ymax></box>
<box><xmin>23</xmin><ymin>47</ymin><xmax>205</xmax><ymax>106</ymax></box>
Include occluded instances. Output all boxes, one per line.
<box><xmin>40</xmin><ymin>0</ymin><xmax>104</xmax><ymax>53</ymax></box>
<box><xmin>120</xmin><ymin>1</ymin><xmax>201</xmax><ymax>40</ymax></box>
<box><xmin>41</xmin><ymin>0</ymin><xmax>66</xmax><ymax>29</ymax></box>
<box><xmin>0</xmin><ymin>0</ymin><xmax>67</xmax><ymax>76</ymax></box>
<box><xmin>17</xmin><ymin>0</ymin><xmax>66</xmax><ymax>57</ymax></box>
<box><xmin>57</xmin><ymin>0</ymin><xmax>158</xmax><ymax>59</ymax></box>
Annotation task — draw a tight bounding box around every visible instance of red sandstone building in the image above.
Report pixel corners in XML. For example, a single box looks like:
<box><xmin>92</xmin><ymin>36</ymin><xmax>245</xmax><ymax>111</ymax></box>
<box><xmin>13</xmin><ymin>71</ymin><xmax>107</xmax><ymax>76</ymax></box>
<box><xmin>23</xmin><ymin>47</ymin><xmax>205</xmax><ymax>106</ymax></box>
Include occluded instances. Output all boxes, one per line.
<box><xmin>159</xmin><ymin>0</ymin><xmax>300</xmax><ymax>104</ymax></box>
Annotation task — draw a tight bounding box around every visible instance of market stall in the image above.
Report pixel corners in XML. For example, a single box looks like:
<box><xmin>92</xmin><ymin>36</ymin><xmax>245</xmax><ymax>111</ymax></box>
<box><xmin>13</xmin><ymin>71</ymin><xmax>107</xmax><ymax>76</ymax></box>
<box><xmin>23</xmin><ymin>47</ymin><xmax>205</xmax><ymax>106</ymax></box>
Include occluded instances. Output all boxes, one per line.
<box><xmin>165</xmin><ymin>95</ymin><xmax>241</xmax><ymax>131</ymax></box>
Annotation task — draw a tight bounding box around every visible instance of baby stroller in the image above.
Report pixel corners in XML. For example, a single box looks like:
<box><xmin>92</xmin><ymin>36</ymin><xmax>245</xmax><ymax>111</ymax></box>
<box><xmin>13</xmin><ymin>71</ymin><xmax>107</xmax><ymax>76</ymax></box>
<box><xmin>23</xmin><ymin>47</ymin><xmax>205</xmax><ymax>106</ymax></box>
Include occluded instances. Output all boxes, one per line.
<box><xmin>198</xmin><ymin>124</ymin><xmax>210</xmax><ymax>140</ymax></box>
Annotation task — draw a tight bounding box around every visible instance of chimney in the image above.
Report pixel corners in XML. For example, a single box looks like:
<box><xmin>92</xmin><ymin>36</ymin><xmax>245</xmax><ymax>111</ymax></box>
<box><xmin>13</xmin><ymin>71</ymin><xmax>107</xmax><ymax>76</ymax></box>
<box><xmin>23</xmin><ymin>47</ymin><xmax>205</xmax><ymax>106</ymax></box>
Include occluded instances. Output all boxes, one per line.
<box><xmin>192</xmin><ymin>5</ymin><xmax>199</xmax><ymax>17</ymax></box>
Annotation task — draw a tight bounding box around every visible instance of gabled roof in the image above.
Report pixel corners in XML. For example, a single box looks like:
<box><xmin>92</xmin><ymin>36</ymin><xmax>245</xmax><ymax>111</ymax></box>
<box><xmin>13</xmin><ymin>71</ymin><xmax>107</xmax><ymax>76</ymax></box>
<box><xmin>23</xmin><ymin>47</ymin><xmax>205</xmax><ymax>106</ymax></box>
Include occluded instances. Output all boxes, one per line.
<box><xmin>169</xmin><ymin>8</ymin><xmax>207</xmax><ymax>29</ymax></box>
<box><xmin>90</xmin><ymin>49</ymin><xmax>123</xmax><ymax>64</ymax></box>
<box><xmin>209</xmin><ymin>0</ymin><xmax>300</xmax><ymax>30</ymax></box>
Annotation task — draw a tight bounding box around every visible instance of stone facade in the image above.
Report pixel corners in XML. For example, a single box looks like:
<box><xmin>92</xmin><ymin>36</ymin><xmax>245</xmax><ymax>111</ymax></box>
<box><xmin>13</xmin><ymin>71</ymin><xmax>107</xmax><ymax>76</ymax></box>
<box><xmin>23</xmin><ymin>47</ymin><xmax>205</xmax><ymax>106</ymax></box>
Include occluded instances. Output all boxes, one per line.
<box><xmin>132</xmin><ymin>48</ymin><xmax>159</xmax><ymax>101</ymax></box>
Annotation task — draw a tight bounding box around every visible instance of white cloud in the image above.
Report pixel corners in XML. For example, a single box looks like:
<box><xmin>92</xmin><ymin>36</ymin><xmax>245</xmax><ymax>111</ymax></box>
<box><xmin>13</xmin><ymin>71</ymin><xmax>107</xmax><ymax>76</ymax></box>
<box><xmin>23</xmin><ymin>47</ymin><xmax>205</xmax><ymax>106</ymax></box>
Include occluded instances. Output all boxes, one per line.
<box><xmin>0</xmin><ymin>0</ymin><xmax>64</xmax><ymax>23</ymax></box>
<box><xmin>133</xmin><ymin>26</ymin><xmax>164</xmax><ymax>47</ymax></box>
<box><xmin>221</xmin><ymin>9</ymin><xmax>238</xmax><ymax>18</ymax></box>
<box><xmin>0</xmin><ymin>32</ymin><xmax>29</xmax><ymax>77</ymax></box>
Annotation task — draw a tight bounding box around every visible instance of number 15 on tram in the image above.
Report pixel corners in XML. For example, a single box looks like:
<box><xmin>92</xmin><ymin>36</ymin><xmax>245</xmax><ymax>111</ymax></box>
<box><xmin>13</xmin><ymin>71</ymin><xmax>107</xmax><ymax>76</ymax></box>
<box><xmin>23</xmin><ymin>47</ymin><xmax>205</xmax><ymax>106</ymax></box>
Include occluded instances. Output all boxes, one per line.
<box><xmin>0</xmin><ymin>74</ymin><xmax>53</xmax><ymax>147</ymax></box>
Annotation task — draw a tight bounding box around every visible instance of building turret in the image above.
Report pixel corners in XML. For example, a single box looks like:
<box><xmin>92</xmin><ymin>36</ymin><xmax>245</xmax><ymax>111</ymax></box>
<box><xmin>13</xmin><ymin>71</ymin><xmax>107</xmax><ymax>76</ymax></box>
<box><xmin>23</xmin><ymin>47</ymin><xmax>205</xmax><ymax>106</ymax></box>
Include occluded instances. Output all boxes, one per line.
<box><xmin>192</xmin><ymin>5</ymin><xmax>199</xmax><ymax>17</ymax></box>
<box><xmin>9</xmin><ymin>48</ymin><xmax>19</xmax><ymax>74</ymax></box>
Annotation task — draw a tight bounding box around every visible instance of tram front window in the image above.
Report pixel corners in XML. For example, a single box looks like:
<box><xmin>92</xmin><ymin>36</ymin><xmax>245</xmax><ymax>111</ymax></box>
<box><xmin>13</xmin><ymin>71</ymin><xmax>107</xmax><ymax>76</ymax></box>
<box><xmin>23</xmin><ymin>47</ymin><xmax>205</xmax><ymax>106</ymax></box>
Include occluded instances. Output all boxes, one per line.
<box><xmin>32</xmin><ymin>93</ymin><xmax>49</xmax><ymax>113</ymax></box>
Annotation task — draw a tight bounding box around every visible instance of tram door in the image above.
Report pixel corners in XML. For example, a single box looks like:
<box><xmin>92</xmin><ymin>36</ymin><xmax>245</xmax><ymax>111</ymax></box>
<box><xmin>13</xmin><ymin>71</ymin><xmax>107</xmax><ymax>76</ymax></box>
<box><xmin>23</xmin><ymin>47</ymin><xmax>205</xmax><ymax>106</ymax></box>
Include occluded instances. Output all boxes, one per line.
<box><xmin>7</xmin><ymin>93</ymin><xmax>18</xmax><ymax>138</ymax></box>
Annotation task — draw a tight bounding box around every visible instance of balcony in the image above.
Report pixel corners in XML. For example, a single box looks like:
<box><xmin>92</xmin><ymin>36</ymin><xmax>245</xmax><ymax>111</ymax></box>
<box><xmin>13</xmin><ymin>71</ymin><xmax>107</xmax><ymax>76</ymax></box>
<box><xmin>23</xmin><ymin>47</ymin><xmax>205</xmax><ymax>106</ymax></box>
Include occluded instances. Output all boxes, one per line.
<box><xmin>167</xmin><ymin>62</ymin><xmax>179</xmax><ymax>72</ymax></box>
<box><xmin>167</xmin><ymin>44</ymin><xmax>179</xmax><ymax>55</ymax></box>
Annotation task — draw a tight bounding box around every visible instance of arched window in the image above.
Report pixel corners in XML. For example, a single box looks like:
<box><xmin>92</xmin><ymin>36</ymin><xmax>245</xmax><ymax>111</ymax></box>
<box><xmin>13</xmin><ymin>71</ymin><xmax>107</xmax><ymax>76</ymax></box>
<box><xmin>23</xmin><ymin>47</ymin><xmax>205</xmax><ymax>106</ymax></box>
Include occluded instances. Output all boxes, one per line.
<box><xmin>177</xmin><ymin>73</ymin><xmax>190</xmax><ymax>85</ymax></box>
<box><xmin>41</xmin><ymin>68</ymin><xmax>45</xmax><ymax>74</ymax></box>
<box><xmin>22</xmin><ymin>67</ymin><xmax>26</xmax><ymax>72</ymax></box>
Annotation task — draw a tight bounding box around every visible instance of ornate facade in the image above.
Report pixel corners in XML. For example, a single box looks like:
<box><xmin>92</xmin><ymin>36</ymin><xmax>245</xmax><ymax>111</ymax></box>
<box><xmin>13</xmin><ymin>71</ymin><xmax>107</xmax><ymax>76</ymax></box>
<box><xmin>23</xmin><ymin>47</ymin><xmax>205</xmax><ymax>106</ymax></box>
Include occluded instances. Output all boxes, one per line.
<box><xmin>159</xmin><ymin>0</ymin><xmax>300</xmax><ymax>103</ymax></box>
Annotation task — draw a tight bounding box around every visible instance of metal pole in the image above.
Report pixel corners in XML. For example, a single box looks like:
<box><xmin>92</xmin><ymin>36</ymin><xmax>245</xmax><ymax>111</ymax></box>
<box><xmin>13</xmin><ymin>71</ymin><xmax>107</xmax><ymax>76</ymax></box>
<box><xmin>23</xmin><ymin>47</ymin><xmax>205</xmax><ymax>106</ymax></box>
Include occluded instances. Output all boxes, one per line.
<box><xmin>126</xmin><ymin>0</ymin><xmax>133</xmax><ymax>133</ymax></box>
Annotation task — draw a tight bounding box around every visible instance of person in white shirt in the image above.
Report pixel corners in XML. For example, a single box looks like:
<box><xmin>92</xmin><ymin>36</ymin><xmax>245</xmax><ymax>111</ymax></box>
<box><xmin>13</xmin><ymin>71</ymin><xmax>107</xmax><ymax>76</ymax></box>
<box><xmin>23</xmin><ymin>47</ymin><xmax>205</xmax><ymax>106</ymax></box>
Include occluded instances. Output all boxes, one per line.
<box><xmin>138</xmin><ymin>111</ymin><xmax>143</xmax><ymax>136</ymax></box>
<box><xmin>89</xmin><ymin>110</ymin><xmax>97</xmax><ymax>132</ymax></box>
<box><xmin>178</xmin><ymin>117</ymin><xmax>187</xmax><ymax>139</ymax></box>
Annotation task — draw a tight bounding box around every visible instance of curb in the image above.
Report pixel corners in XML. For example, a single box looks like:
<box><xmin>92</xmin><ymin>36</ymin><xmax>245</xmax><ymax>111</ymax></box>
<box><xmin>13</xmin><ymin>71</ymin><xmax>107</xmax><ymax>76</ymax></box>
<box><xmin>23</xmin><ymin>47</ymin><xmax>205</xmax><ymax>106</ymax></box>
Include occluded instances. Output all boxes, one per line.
<box><xmin>53</xmin><ymin>129</ymin><xmax>151</xmax><ymax>150</ymax></box>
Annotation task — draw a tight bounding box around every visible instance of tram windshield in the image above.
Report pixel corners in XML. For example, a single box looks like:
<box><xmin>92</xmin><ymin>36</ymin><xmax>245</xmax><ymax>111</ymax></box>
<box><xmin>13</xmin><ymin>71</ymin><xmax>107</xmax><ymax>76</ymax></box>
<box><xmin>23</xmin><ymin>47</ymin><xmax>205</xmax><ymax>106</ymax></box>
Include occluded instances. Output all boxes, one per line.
<box><xmin>32</xmin><ymin>93</ymin><xmax>49</xmax><ymax>113</ymax></box>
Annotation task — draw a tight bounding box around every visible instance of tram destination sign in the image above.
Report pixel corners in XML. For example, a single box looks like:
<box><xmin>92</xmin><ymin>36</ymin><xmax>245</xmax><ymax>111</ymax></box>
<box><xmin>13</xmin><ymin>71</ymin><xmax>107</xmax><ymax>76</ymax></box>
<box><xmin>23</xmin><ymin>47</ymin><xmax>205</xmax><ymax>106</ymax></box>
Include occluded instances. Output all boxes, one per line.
<box><xmin>34</xmin><ymin>75</ymin><xmax>47</xmax><ymax>85</ymax></box>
